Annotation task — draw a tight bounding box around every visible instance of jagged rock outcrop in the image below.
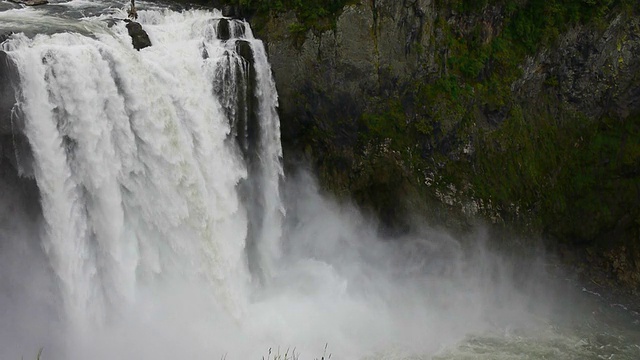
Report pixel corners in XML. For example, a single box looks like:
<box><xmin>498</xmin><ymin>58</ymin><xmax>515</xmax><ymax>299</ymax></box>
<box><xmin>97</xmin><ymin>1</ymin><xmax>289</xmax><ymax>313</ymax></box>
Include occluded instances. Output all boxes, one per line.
<box><xmin>126</xmin><ymin>21</ymin><xmax>152</xmax><ymax>50</ymax></box>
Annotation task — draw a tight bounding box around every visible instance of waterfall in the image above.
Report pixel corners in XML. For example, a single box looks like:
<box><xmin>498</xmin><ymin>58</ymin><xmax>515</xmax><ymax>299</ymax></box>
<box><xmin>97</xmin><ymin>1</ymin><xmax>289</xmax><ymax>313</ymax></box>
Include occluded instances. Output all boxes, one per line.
<box><xmin>4</xmin><ymin>3</ymin><xmax>636</xmax><ymax>360</ymax></box>
<box><xmin>1</xmin><ymin>7</ymin><xmax>284</xmax><ymax>332</ymax></box>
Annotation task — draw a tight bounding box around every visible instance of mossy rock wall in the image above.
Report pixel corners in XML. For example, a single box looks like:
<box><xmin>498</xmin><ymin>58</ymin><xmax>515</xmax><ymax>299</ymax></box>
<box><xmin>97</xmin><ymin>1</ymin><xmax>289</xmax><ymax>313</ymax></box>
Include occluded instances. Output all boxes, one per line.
<box><xmin>209</xmin><ymin>0</ymin><xmax>640</xmax><ymax>290</ymax></box>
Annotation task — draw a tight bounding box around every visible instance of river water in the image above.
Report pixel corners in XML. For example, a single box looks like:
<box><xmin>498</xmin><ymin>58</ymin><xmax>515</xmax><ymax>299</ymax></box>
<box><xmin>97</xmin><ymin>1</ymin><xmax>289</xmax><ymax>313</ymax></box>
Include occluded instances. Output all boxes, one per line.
<box><xmin>0</xmin><ymin>1</ymin><xmax>638</xmax><ymax>359</ymax></box>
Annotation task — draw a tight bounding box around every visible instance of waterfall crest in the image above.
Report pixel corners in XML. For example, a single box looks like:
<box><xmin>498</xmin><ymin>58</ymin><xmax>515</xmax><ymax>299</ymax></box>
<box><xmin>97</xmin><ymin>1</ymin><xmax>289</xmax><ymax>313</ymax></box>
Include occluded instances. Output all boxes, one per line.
<box><xmin>1</xmin><ymin>7</ymin><xmax>284</xmax><ymax>330</ymax></box>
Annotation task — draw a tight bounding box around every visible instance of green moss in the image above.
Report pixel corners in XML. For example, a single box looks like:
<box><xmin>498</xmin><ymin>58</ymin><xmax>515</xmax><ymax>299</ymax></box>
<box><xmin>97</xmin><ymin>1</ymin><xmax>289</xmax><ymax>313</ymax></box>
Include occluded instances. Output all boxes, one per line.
<box><xmin>447</xmin><ymin>0</ymin><xmax>626</xmax><ymax>53</ymax></box>
<box><xmin>268</xmin><ymin>0</ymin><xmax>638</xmax><ymax>249</ymax></box>
<box><xmin>387</xmin><ymin>0</ymin><xmax>639</xmax><ymax>235</ymax></box>
<box><xmin>224</xmin><ymin>0</ymin><xmax>359</xmax><ymax>33</ymax></box>
<box><xmin>359</xmin><ymin>99</ymin><xmax>408</xmax><ymax>146</ymax></box>
<box><xmin>383</xmin><ymin>0</ymin><xmax>639</xmax><ymax>241</ymax></box>
<box><xmin>446</xmin><ymin>108</ymin><xmax>640</xmax><ymax>243</ymax></box>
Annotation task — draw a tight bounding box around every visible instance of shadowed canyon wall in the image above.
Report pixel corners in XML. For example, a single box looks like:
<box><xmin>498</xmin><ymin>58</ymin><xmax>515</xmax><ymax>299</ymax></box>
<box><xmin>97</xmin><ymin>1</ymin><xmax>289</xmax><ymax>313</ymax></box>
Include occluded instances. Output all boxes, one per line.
<box><xmin>234</xmin><ymin>0</ymin><xmax>640</xmax><ymax>290</ymax></box>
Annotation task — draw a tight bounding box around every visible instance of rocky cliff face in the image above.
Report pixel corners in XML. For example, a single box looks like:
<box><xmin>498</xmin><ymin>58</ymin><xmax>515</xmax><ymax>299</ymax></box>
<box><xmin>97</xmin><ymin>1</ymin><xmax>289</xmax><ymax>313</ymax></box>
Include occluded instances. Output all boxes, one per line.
<box><xmin>251</xmin><ymin>0</ymin><xmax>640</xmax><ymax>290</ymax></box>
<box><xmin>260</xmin><ymin>1</ymin><xmax>640</xmax><ymax>149</ymax></box>
<box><xmin>515</xmin><ymin>13</ymin><xmax>640</xmax><ymax>120</ymax></box>
<box><xmin>0</xmin><ymin>49</ymin><xmax>31</xmax><ymax>176</ymax></box>
<box><xmin>263</xmin><ymin>0</ymin><xmax>434</xmax><ymax>148</ymax></box>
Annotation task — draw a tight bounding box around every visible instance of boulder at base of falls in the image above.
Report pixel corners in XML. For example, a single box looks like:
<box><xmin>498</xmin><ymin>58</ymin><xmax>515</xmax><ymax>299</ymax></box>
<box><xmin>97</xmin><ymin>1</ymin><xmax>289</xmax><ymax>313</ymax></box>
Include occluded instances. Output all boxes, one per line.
<box><xmin>9</xmin><ymin>0</ymin><xmax>48</xmax><ymax>5</ymax></box>
<box><xmin>125</xmin><ymin>21</ymin><xmax>152</xmax><ymax>50</ymax></box>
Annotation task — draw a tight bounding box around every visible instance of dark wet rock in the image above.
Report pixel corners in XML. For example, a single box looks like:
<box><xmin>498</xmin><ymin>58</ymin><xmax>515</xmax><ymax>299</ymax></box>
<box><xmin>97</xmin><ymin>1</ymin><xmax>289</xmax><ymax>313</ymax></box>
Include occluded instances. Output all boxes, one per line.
<box><xmin>9</xmin><ymin>0</ymin><xmax>48</xmax><ymax>5</ymax></box>
<box><xmin>125</xmin><ymin>21</ymin><xmax>152</xmax><ymax>50</ymax></box>
<box><xmin>0</xmin><ymin>48</ymin><xmax>34</xmax><ymax>179</ymax></box>
<box><xmin>235</xmin><ymin>39</ymin><xmax>254</xmax><ymax>65</ymax></box>
<box><xmin>0</xmin><ymin>51</ymin><xmax>19</xmax><ymax>136</ymax></box>
<box><xmin>483</xmin><ymin>105</ymin><xmax>508</xmax><ymax>127</ymax></box>
<box><xmin>234</xmin><ymin>39</ymin><xmax>258</xmax><ymax>158</ymax></box>
<box><xmin>201</xmin><ymin>44</ymin><xmax>209</xmax><ymax>59</ymax></box>
<box><xmin>1</xmin><ymin>133</ymin><xmax>34</xmax><ymax>178</ymax></box>
<box><xmin>0</xmin><ymin>32</ymin><xmax>12</xmax><ymax>43</ymax></box>
<box><xmin>104</xmin><ymin>18</ymin><xmax>120</xmax><ymax>28</ymax></box>
<box><xmin>217</xmin><ymin>18</ymin><xmax>230</xmax><ymax>41</ymax></box>
<box><xmin>222</xmin><ymin>4</ymin><xmax>240</xmax><ymax>18</ymax></box>
<box><xmin>0</xmin><ymin>51</ymin><xmax>33</xmax><ymax>179</ymax></box>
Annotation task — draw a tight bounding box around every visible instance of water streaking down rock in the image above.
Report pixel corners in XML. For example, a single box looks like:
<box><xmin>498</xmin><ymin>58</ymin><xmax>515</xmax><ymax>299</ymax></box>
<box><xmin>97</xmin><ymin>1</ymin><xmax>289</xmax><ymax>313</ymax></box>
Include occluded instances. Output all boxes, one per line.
<box><xmin>9</xmin><ymin>0</ymin><xmax>47</xmax><ymax>6</ymax></box>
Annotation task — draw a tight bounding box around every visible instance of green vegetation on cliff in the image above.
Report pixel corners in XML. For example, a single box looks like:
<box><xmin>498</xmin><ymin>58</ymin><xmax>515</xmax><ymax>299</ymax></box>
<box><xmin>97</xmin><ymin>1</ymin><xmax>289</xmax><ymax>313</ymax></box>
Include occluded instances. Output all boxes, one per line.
<box><xmin>417</xmin><ymin>0</ymin><xmax>639</xmax><ymax>231</ymax></box>
<box><xmin>249</xmin><ymin>0</ymin><xmax>639</xmax><ymax>288</ymax></box>
<box><xmin>352</xmin><ymin>0</ymin><xmax>639</xmax><ymax>287</ymax></box>
<box><xmin>222</xmin><ymin>0</ymin><xmax>358</xmax><ymax>32</ymax></box>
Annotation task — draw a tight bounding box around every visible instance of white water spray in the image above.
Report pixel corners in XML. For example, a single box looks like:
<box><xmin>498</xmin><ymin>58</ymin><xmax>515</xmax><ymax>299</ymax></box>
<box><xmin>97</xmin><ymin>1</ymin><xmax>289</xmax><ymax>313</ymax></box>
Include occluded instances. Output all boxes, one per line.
<box><xmin>1</xmin><ymin>2</ymin><xmax>639</xmax><ymax>360</ymax></box>
<box><xmin>2</xmin><ymin>6</ymin><xmax>284</xmax><ymax>332</ymax></box>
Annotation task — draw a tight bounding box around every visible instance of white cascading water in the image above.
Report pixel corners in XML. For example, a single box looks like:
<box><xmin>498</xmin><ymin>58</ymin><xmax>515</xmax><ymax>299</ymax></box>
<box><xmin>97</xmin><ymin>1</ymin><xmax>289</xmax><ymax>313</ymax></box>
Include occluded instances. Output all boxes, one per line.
<box><xmin>1</xmin><ymin>2</ymin><xmax>639</xmax><ymax>360</ymax></box>
<box><xmin>3</xmin><ymin>5</ymin><xmax>283</xmax><ymax>334</ymax></box>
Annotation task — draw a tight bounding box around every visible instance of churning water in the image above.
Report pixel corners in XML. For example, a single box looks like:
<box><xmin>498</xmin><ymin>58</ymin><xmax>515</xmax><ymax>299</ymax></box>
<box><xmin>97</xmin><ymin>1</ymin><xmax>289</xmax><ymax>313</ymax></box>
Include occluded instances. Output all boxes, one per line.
<box><xmin>0</xmin><ymin>1</ymin><xmax>638</xmax><ymax>359</ymax></box>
